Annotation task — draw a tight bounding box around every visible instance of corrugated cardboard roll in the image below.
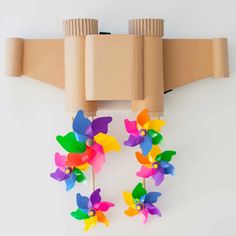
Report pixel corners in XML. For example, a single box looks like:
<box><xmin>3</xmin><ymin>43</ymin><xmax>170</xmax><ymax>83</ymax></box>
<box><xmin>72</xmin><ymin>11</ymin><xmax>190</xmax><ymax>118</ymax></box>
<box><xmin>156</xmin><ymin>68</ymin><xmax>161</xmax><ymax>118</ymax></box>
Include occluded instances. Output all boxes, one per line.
<box><xmin>5</xmin><ymin>38</ymin><xmax>23</xmax><ymax>77</ymax></box>
<box><xmin>129</xmin><ymin>19</ymin><xmax>164</xmax><ymax>116</ymax></box>
<box><xmin>212</xmin><ymin>38</ymin><xmax>229</xmax><ymax>78</ymax></box>
<box><xmin>64</xmin><ymin>19</ymin><xmax>98</xmax><ymax>116</ymax></box>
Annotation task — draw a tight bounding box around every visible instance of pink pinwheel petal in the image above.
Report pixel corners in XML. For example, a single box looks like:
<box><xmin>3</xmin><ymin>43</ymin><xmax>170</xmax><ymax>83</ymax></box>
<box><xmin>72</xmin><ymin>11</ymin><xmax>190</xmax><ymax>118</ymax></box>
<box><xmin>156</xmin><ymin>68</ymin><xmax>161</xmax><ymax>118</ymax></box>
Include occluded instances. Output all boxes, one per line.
<box><xmin>92</xmin><ymin>142</ymin><xmax>104</xmax><ymax>154</ymax></box>
<box><xmin>140</xmin><ymin>209</ymin><xmax>149</xmax><ymax>224</ymax></box>
<box><xmin>88</xmin><ymin>152</ymin><xmax>105</xmax><ymax>174</ymax></box>
<box><xmin>55</xmin><ymin>152</ymin><xmax>66</xmax><ymax>168</ymax></box>
<box><xmin>124</xmin><ymin>119</ymin><xmax>139</xmax><ymax>136</ymax></box>
<box><xmin>93</xmin><ymin>202</ymin><xmax>115</xmax><ymax>211</ymax></box>
<box><xmin>136</xmin><ymin>166</ymin><xmax>156</xmax><ymax>178</ymax></box>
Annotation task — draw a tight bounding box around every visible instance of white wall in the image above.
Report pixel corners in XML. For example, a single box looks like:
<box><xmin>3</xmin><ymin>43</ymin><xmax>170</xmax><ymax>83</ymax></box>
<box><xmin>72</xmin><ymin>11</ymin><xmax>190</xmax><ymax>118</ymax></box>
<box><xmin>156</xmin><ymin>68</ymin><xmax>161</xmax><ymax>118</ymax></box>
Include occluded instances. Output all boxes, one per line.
<box><xmin>0</xmin><ymin>0</ymin><xmax>236</xmax><ymax>236</ymax></box>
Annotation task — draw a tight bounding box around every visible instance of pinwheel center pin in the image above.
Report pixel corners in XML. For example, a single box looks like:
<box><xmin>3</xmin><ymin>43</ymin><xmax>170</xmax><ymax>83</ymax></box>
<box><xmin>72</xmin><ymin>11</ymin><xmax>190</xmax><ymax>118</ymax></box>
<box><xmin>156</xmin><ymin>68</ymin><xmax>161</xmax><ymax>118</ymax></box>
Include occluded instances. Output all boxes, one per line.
<box><xmin>135</xmin><ymin>203</ymin><xmax>144</xmax><ymax>211</ymax></box>
<box><xmin>88</xmin><ymin>209</ymin><xmax>96</xmax><ymax>217</ymax></box>
<box><xmin>152</xmin><ymin>162</ymin><xmax>159</xmax><ymax>169</ymax></box>
<box><xmin>139</xmin><ymin>129</ymin><xmax>147</xmax><ymax>137</ymax></box>
<box><xmin>65</xmin><ymin>167</ymin><xmax>73</xmax><ymax>174</ymax></box>
<box><xmin>86</xmin><ymin>138</ymin><xmax>94</xmax><ymax>147</ymax></box>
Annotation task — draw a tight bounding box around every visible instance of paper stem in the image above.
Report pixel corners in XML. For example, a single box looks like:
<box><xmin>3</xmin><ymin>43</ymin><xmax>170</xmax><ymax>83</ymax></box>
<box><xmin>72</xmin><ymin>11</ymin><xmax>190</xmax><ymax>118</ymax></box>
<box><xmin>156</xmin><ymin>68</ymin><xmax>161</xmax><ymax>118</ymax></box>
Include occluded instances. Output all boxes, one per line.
<box><xmin>91</xmin><ymin>116</ymin><xmax>95</xmax><ymax>191</ymax></box>
<box><xmin>142</xmin><ymin>178</ymin><xmax>146</xmax><ymax>189</ymax></box>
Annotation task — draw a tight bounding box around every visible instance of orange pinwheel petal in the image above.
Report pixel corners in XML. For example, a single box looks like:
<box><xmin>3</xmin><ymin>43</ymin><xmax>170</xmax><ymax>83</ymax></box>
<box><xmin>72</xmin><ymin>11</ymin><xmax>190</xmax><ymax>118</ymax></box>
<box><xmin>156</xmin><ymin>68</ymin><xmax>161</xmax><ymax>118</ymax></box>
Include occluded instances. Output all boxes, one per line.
<box><xmin>124</xmin><ymin>207</ymin><xmax>139</xmax><ymax>217</ymax></box>
<box><xmin>96</xmin><ymin>210</ymin><xmax>109</xmax><ymax>226</ymax></box>
<box><xmin>135</xmin><ymin>152</ymin><xmax>150</xmax><ymax>165</ymax></box>
<box><xmin>137</xmin><ymin>109</ymin><xmax>150</xmax><ymax>127</ymax></box>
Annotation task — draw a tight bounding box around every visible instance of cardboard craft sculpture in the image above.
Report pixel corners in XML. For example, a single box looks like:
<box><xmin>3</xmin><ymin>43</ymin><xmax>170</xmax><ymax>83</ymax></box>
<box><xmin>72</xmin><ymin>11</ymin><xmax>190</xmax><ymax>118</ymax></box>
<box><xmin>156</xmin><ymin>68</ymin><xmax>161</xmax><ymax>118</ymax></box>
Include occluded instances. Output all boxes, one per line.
<box><xmin>5</xmin><ymin>18</ymin><xmax>229</xmax><ymax>116</ymax></box>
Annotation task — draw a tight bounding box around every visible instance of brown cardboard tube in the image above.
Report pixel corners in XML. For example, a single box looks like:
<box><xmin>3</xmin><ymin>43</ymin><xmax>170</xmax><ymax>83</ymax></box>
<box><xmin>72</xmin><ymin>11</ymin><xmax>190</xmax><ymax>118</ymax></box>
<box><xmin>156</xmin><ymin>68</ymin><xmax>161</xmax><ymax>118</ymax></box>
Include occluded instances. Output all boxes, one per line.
<box><xmin>64</xmin><ymin>19</ymin><xmax>98</xmax><ymax>116</ymax></box>
<box><xmin>212</xmin><ymin>38</ymin><xmax>229</xmax><ymax>78</ymax></box>
<box><xmin>129</xmin><ymin>19</ymin><xmax>164</xmax><ymax>116</ymax></box>
<box><xmin>5</xmin><ymin>38</ymin><xmax>23</xmax><ymax>77</ymax></box>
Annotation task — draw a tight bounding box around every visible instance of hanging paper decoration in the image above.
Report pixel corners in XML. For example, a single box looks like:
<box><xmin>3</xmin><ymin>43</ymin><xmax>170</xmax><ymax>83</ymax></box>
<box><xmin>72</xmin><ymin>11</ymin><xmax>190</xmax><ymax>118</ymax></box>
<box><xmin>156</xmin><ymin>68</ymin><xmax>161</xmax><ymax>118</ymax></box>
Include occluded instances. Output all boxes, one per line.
<box><xmin>123</xmin><ymin>183</ymin><xmax>161</xmax><ymax>224</ymax></box>
<box><xmin>50</xmin><ymin>110</ymin><xmax>120</xmax><ymax>190</ymax></box>
<box><xmin>123</xmin><ymin>108</ymin><xmax>176</xmax><ymax>223</ymax></box>
<box><xmin>71</xmin><ymin>189</ymin><xmax>115</xmax><ymax>231</ymax></box>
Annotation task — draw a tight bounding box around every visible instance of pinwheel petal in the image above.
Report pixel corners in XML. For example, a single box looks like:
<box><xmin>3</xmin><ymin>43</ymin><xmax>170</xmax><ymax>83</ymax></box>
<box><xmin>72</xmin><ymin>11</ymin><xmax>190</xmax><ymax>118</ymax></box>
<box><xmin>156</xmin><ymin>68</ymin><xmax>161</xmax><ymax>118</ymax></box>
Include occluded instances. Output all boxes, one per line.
<box><xmin>152</xmin><ymin>168</ymin><xmax>164</xmax><ymax>186</ymax></box>
<box><xmin>124</xmin><ymin>207</ymin><xmax>139</xmax><ymax>217</ymax></box>
<box><xmin>140</xmin><ymin>209</ymin><xmax>149</xmax><ymax>224</ymax></box>
<box><xmin>54</xmin><ymin>152</ymin><xmax>66</xmax><ymax>168</ymax></box>
<box><xmin>148</xmin><ymin>145</ymin><xmax>161</xmax><ymax>162</ymax></box>
<box><xmin>56</xmin><ymin>132</ymin><xmax>86</xmax><ymax>153</ymax></box>
<box><xmin>124</xmin><ymin>135</ymin><xmax>143</xmax><ymax>147</ymax></box>
<box><xmin>90</xmin><ymin>189</ymin><xmax>101</xmax><ymax>206</ymax></box>
<box><xmin>65</xmin><ymin>173</ymin><xmax>76</xmax><ymax>191</ymax></box>
<box><xmin>76</xmin><ymin>193</ymin><xmax>89</xmax><ymax>209</ymax></box>
<box><xmin>84</xmin><ymin>216</ymin><xmax>97</xmax><ymax>232</ymax></box>
<box><xmin>75</xmin><ymin>133</ymin><xmax>87</xmax><ymax>142</ymax></box>
<box><xmin>50</xmin><ymin>168</ymin><xmax>68</xmax><ymax>181</ymax></box>
<box><xmin>73</xmin><ymin>168</ymin><xmax>86</xmax><ymax>183</ymax></box>
<box><xmin>71</xmin><ymin>209</ymin><xmax>90</xmax><ymax>220</ymax></box>
<box><xmin>94</xmin><ymin>133</ymin><xmax>120</xmax><ymax>153</ymax></box>
<box><xmin>88</xmin><ymin>152</ymin><xmax>105</xmax><ymax>174</ymax></box>
<box><xmin>145</xmin><ymin>203</ymin><xmax>161</xmax><ymax>216</ymax></box>
<box><xmin>73</xmin><ymin>110</ymin><xmax>91</xmax><ymax>135</ymax></box>
<box><xmin>93</xmin><ymin>202</ymin><xmax>114</xmax><ymax>212</ymax></box>
<box><xmin>143</xmin><ymin>119</ymin><xmax>166</xmax><ymax>132</ymax></box>
<box><xmin>144</xmin><ymin>192</ymin><xmax>161</xmax><ymax>203</ymax></box>
<box><xmin>124</xmin><ymin>119</ymin><xmax>139</xmax><ymax>136</ymax></box>
<box><xmin>132</xmin><ymin>183</ymin><xmax>147</xmax><ymax>200</ymax></box>
<box><xmin>163</xmin><ymin>162</ymin><xmax>175</xmax><ymax>175</ymax></box>
<box><xmin>77</xmin><ymin>163</ymin><xmax>89</xmax><ymax>171</ymax></box>
<box><xmin>135</xmin><ymin>152</ymin><xmax>150</xmax><ymax>165</ymax></box>
<box><xmin>96</xmin><ymin>211</ymin><xmax>109</xmax><ymax>226</ymax></box>
<box><xmin>137</xmin><ymin>109</ymin><xmax>150</xmax><ymax>127</ymax></box>
<box><xmin>147</xmin><ymin>129</ymin><xmax>163</xmax><ymax>145</ymax></box>
<box><xmin>85</xmin><ymin>117</ymin><xmax>112</xmax><ymax>138</ymax></box>
<box><xmin>123</xmin><ymin>192</ymin><xmax>134</xmax><ymax>206</ymax></box>
<box><xmin>140</xmin><ymin>136</ymin><xmax>152</xmax><ymax>156</ymax></box>
<box><xmin>156</xmin><ymin>150</ymin><xmax>176</xmax><ymax>162</ymax></box>
<box><xmin>136</xmin><ymin>166</ymin><xmax>155</xmax><ymax>178</ymax></box>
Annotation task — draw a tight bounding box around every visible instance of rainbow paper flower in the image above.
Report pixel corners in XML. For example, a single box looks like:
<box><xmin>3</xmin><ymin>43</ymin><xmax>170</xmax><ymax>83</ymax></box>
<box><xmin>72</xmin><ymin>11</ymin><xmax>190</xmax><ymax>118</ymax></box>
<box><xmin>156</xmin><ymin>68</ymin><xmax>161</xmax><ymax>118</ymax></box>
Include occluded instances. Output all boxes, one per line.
<box><xmin>123</xmin><ymin>183</ymin><xmax>161</xmax><ymax>224</ymax></box>
<box><xmin>71</xmin><ymin>189</ymin><xmax>114</xmax><ymax>231</ymax></box>
<box><xmin>50</xmin><ymin>152</ymin><xmax>87</xmax><ymax>191</ymax></box>
<box><xmin>136</xmin><ymin>149</ymin><xmax>176</xmax><ymax>186</ymax></box>
<box><xmin>124</xmin><ymin>109</ymin><xmax>165</xmax><ymax>155</ymax></box>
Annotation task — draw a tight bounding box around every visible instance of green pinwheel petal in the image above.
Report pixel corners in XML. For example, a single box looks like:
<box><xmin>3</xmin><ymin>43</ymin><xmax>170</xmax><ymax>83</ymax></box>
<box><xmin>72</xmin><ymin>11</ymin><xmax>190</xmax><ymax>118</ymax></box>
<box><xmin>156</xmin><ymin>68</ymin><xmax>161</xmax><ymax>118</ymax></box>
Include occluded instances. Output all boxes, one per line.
<box><xmin>156</xmin><ymin>150</ymin><xmax>176</xmax><ymax>162</ymax></box>
<box><xmin>74</xmin><ymin>168</ymin><xmax>86</xmax><ymax>183</ymax></box>
<box><xmin>132</xmin><ymin>183</ymin><xmax>147</xmax><ymax>200</ymax></box>
<box><xmin>56</xmin><ymin>132</ymin><xmax>86</xmax><ymax>153</ymax></box>
<box><xmin>71</xmin><ymin>209</ymin><xmax>89</xmax><ymax>220</ymax></box>
<box><xmin>147</xmin><ymin>129</ymin><xmax>163</xmax><ymax>145</ymax></box>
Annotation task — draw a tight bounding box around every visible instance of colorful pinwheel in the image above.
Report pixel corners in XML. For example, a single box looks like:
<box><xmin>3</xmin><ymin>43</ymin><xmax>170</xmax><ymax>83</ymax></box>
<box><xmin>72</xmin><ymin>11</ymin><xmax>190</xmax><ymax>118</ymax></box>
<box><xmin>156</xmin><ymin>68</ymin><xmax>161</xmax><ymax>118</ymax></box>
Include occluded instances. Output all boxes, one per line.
<box><xmin>136</xmin><ymin>149</ymin><xmax>176</xmax><ymax>186</ymax></box>
<box><xmin>71</xmin><ymin>189</ymin><xmax>115</xmax><ymax>231</ymax></box>
<box><xmin>124</xmin><ymin>109</ymin><xmax>165</xmax><ymax>155</ymax></box>
<box><xmin>123</xmin><ymin>183</ymin><xmax>161</xmax><ymax>224</ymax></box>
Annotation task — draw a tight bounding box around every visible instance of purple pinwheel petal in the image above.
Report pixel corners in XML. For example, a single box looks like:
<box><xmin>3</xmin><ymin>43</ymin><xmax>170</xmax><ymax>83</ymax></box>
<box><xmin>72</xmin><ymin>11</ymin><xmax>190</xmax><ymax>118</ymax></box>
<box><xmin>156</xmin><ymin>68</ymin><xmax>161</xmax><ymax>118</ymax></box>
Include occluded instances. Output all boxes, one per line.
<box><xmin>152</xmin><ymin>167</ymin><xmax>164</xmax><ymax>186</ymax></box>
<box><xmin>145</xmin><ymin>203</ymin><xmax>162</xmax><ymax>216</ymax></box>
<box><xmin>73</xmin><ymin>110</ymin><xmax>91</xmax><ymax>135</ymax></box>
<box><xmin>76</xmin><ymin>193</ymin><xmax>89</xmax><ymax>209</ymax></box>
<box><xmin>124</xmin><ymin>135</ymin><xmax>144</xmax><ymax>147</ymax></box>
<box><xmin>85</xmin><ymin>117</ymin><xmax>112</xmax><ymax>138</ymax></box>
<box><xmin>50</xmin><ymin>168</ymin><xmax>68</xmax><ymax>181</ymax></box>
<box><xmin>144</xmin><ymin>192</ymin><xmax>161</xmax><ymax>204</ymax></box>
<box><xmin>65</xmin><ymin>173</ymin><xmax>76</xmax><ymax>191</ymax></box>
<box><xmin>140</xmin><ymin>135</ymin><xmax>152</xmax><ymax>156</ymax></box>
<box><xmin>90</xmin><ymin>188</ymin><xmax>101</xmax><ymax>206</ymax></box>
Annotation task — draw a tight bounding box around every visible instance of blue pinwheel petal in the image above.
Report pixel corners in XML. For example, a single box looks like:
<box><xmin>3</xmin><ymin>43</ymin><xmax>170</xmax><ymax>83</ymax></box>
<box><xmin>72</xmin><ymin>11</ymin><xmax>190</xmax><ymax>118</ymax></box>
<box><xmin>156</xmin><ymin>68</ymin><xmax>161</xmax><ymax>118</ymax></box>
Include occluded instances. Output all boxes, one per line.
<box><xmin>90</xmin><ymin>188</ymin><xmax>101</xmax><ymax>206</ymax></box>
<box><xmin>164</xmin><ymin>163</ymin><xmax>175</xmax><ymax>175</ymax></box>
<box><xmin>159</xmin><ymin>160</ymin><xmax>170</xmax><ymax>169</ymax></box>
<box><xmin>140</xmin><ymin>195</ymin><xmax>145</xmax><ymax>203</ymax></box>
<box><xmin>76</xmin><ymin>193</ymin><xmax>89</xmax><ymax>209</ymax></box>
<box><xmin>144</xmin><ymin>192</ymin><xmax>161</xmax><ymax>204</ymax></box>
<box><xmin>75</xmin><ymin>133</ymin><xmax>87</xmax><ymax>142</ymax></box>
<box><xmin>73</xmin><ymin>110</ymin><xmax>91</xmax><ymax>136</ymax></box>
<box><xmin>140</xmin><ymin>136</ymin><xmax>152</xmax><ymax>156</ymax></box>
<box><xmin>65</xmin><ymin>173</ymin><xmax>76</xmax><ymax>191</ymax></box>
<box><xmin>124</xmin><ymin>135</ymin><xmax>143</xmax><ymax>147</ymax></box>
<box><xmin>85</xmin><ymin>117</ymin><xmax>112</xmax><ymax>138</ymax></box>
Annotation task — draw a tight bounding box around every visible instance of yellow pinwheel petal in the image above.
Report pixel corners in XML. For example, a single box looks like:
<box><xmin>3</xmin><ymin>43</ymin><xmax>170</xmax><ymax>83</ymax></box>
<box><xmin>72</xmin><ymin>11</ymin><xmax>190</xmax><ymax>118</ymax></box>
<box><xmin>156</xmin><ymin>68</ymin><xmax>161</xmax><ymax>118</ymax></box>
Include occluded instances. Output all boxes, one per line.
<box><xmin>76</xmin><ymin>163</ymin><xmax>89</xmax><ymax>171</ymax></box>
<box><xmin>143</xmin><ymin>119</ymin><xmax>166</xmax><ymax>132</ymax></box>
<box><xmin>148</xmin><ymin>145</ymin><xmax>161</xmax><ymax>162</ymax></box>
<box><xmin>96</xmin><ymin>211</ymin><xmax>109</xmax><ymax>226</ymax></box>
<box><xmin>124</xmin><ymin>207</ymin><xmax>139</xmax><ymax>217</ymax></box>
<box><xmin>94</xmin><ymin>133</ymin><xmax>120</xmax><ymax>153</ymax></box>
<box><xmin>84</xmin><ymin>216</ymin><xmax>97</xmax><ymax>232</ymax></box>
<box><xmin>123</xmin><ymin>191</ymin><xmax>134</xmax><ymax>206</ymax></box>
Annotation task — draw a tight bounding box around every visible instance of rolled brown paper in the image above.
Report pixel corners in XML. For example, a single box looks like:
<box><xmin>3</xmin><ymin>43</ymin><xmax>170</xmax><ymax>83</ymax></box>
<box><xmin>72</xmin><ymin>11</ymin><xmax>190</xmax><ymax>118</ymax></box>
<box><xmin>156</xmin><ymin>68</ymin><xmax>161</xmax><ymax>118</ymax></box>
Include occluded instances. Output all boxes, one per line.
<box><xmin>212</xmin><ymin>38</ymin><xmax>229</xmax><ymax>78</ymax></box>
<box><xmin>129</xmin><ymin>19</ymin><xmax>164</xmax><ymax>116</ymax></box>
<box><xmin>64</xmin><ymin>19</ymin><xmax>98</xmax><ymax>116</ymax></box>
<box><xmin>5</xmin><ymin>38</ymin><xmax>23</xmax><ymax>77</ymax></box>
